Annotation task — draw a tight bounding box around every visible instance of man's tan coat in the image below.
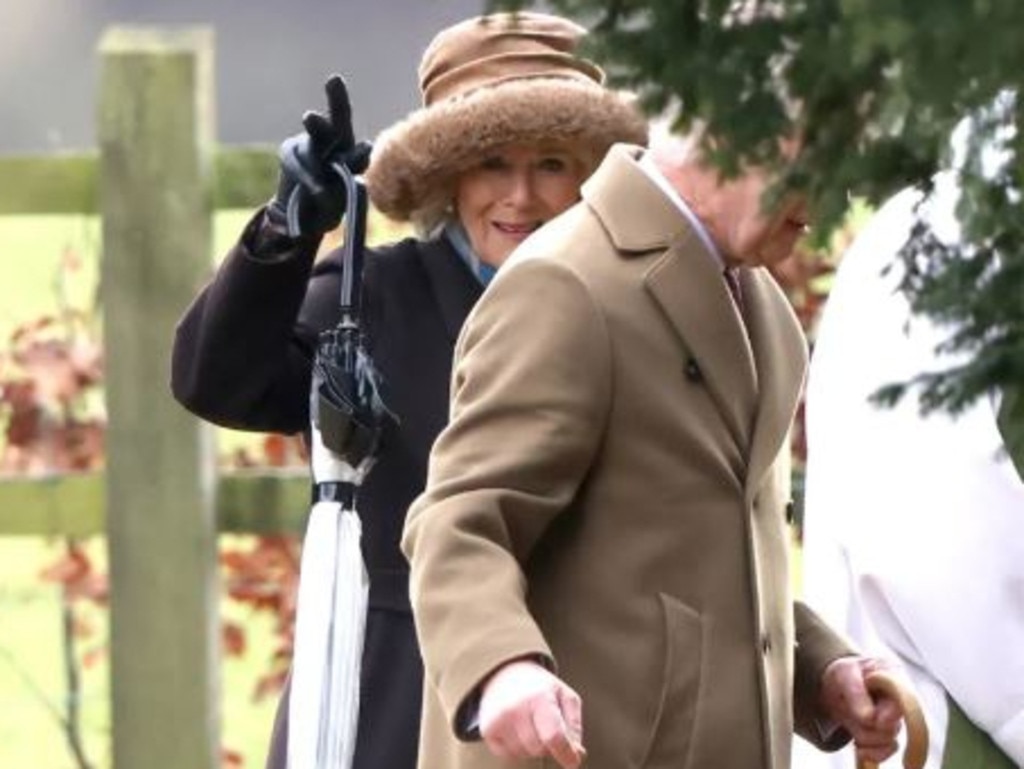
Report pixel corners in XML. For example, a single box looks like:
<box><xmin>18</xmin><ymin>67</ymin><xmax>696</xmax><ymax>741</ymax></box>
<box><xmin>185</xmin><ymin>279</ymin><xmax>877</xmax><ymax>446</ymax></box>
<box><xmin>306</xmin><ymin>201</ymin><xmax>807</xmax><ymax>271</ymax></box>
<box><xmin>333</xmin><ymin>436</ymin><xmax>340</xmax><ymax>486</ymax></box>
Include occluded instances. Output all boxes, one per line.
<box><xmin>402</xmin><ymin>145</ymin><xmax>851</xmax><ymax>769</ymax></box>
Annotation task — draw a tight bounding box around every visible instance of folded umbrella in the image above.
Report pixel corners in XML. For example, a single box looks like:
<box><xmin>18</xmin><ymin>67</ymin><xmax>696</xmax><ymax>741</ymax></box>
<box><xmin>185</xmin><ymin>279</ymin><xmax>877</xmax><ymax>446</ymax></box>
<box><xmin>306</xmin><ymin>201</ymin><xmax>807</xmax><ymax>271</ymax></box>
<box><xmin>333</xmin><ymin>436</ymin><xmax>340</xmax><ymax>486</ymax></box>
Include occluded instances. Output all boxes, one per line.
<box><xmin>287</xmin><ymin>160</ymin><xmax>396</xmax><ymax>769</ymax></box>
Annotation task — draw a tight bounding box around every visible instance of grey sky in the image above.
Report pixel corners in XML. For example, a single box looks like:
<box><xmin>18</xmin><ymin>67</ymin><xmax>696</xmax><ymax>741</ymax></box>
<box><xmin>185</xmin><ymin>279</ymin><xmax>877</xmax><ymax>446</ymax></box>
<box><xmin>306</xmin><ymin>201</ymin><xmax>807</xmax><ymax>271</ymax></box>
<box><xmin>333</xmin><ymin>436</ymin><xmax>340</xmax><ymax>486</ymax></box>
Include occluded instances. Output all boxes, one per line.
<box><xmin>0</xmin><ymin>0</ymin><xmax>482</xmax><ymax>153</ymax></box>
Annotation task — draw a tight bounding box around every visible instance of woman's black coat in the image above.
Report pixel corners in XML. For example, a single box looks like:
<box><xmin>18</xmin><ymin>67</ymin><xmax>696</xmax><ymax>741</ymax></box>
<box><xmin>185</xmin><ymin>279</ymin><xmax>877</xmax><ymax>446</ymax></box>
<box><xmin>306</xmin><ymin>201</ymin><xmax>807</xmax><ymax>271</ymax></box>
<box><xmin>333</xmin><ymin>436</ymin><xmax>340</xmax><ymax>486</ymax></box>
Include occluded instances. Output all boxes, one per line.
<box><xmin>171</xmin><ymin>213</ymin><xmax>483</xmax><ymax>769</ymax></box>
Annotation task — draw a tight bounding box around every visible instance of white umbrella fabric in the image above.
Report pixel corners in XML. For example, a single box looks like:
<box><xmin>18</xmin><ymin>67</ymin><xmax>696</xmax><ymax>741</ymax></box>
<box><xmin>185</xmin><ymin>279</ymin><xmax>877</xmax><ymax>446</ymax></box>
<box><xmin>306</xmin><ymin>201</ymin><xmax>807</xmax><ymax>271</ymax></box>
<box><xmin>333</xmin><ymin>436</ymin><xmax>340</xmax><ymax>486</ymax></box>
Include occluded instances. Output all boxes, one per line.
<box><xmin>286</xmin><ymin>165</ymin><xmax>394</xmax><ymax>769</ymax></box>
<box><xmin>287</xmin><ymin>421</ymin><xmax>370</xmax><ymax>769</ymax></box>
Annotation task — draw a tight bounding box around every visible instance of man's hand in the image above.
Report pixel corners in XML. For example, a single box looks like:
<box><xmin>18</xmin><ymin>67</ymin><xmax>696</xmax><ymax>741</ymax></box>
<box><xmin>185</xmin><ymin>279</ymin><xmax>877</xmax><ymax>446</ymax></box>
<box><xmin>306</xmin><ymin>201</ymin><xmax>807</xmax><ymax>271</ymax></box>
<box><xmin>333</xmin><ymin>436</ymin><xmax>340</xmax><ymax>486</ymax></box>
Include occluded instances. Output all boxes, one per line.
<box><xmin>479</xmin><ymin>659</ymin><xmax>586</xmax><ymax>769</ymax></box>
<box><xmin>266</xmin><ymin>75</ymin><xmax>372</xmax><ymax>239</ymax></box>
<box><xmin>819</xmin><ymin>656</ymin><xmax>905</xmax><ymax>765</ymax></box>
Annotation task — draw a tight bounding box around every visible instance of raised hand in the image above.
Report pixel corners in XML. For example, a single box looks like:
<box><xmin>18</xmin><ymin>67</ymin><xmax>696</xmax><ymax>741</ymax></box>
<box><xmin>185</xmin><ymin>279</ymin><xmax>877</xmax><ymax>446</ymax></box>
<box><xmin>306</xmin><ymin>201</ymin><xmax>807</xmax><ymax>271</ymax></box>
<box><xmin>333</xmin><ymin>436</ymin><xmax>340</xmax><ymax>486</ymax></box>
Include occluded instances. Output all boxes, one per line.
<box><xmin>266</xmin><ymin>75</ymin><xmax>372</xmax><ymax>239</ymax></box>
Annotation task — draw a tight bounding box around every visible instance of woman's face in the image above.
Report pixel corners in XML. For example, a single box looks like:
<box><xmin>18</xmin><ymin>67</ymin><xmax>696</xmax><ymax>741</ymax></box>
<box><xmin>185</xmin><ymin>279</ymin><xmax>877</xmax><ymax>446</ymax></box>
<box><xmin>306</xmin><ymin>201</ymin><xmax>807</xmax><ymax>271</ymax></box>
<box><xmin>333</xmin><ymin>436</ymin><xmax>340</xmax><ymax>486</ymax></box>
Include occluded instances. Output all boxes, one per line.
<box><xmin>454</xmin><ymin>143</ymin><xmax>588</xmax><ymax>268</ymax></box>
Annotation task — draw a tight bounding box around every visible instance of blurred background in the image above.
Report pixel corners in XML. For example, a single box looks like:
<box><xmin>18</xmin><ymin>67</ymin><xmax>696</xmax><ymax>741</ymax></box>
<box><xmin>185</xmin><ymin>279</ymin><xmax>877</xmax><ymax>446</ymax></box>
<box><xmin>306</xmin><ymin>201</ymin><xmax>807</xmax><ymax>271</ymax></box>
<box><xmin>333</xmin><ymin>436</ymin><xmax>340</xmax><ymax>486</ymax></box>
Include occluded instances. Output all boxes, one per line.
<box><xmin>0</xmin><ymin>0</ymin><xmax>482</xmax><ymax>152</ymax></box>
<box><xmin>0</xmin><ymin>3</ymin><xmax>483</xmax><ymax>768</ymax></box>
<box><xmin>0</xmin><ymin>0</ymin><xmax>929</xmax><ymax>765</ymax></box>
<box><xmin>9</xmin><ymin>0</ymin><xmax>1002</xmax><ymax>767</ymax></box>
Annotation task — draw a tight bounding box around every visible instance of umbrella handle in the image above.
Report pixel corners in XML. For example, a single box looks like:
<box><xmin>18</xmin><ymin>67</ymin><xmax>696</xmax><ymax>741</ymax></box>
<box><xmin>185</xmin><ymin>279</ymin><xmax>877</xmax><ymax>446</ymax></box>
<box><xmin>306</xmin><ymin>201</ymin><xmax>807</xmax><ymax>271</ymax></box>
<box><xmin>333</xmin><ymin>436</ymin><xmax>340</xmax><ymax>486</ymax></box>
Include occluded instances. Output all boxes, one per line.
<box><xmin>331</xmin><ymin>160</ymin><xmax>368</xmax><ymax>323</ymax></box>
<box><xmin>855</xmin><ymin>670</ymin><xmax>929</xmax><ymax>769</ymax></box>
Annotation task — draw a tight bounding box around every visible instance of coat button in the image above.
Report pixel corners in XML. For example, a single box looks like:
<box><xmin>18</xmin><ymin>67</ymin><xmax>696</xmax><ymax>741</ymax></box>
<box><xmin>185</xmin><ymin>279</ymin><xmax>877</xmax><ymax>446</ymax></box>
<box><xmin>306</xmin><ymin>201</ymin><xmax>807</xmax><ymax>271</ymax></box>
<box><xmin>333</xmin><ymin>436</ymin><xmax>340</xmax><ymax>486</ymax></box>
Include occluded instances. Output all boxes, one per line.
<box><xmin>785</xmin><ymin>500</ymin><xmax>795</xmax><ymax>524</ymax></box>
<box><xmin>760</xmin><ymin>633</ymin><xmax>772</xmax><ymax>654</ymax></box>
<box><xmin>684</xmin><ymin>357</ymin><xmax>703</xmax><ymax>383</ymax></box>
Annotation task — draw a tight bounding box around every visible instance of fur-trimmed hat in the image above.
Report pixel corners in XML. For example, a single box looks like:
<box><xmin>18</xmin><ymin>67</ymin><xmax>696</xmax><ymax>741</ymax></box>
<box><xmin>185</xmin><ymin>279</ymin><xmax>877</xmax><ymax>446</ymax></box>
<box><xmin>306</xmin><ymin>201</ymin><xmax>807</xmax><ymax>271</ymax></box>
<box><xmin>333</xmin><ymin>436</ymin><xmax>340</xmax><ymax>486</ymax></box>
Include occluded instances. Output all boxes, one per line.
<box><xmin>364</xmin><ymin>12</ymin><xmax>648</xmax><ymax>226</ymax></box>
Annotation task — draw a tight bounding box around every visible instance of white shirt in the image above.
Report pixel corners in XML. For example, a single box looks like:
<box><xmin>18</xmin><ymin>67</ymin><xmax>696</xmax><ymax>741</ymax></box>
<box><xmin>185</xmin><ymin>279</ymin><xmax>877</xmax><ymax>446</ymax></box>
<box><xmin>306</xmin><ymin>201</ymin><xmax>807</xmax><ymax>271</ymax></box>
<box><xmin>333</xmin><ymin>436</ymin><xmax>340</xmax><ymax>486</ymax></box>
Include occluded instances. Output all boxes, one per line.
<box><xmin>638</xmin><ymin>152</ymin><xmax>725</xmax><ymax>268</ymax></box>
<box><xmin>792</xmin><ymin>174</ymin><xmax>1024</xmax><ymax>769</ymax></box>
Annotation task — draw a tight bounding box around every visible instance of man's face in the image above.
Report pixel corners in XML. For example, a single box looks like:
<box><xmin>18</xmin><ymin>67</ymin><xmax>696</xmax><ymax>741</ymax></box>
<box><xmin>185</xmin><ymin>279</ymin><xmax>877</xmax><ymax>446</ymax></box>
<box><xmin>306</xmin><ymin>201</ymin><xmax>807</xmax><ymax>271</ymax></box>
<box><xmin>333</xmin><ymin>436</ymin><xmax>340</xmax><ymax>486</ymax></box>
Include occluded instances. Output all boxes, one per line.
<box><xmin>711</xmin><ymin>168</ymin><xmax>810</xmax><ymax>267</ymax></box>
<box><xmin>699</xmin><ymin>139</ymin><xmax>810</xmax><ymax>268</ymax></box>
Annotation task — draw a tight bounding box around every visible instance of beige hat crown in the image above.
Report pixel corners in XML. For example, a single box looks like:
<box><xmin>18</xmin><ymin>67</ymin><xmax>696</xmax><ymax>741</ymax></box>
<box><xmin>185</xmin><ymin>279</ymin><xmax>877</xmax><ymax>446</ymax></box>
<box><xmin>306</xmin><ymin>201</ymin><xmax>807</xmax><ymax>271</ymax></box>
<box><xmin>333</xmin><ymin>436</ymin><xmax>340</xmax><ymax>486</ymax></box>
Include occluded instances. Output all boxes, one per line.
<box><xmin>364</xmin><ymin>12</ymin><xmax>648</xmax><ymax>225</ymax></box>
<box><xmin>418</xmin><ymin>12</ymin><xmax>604</xmax><ymax>105</ymax></box>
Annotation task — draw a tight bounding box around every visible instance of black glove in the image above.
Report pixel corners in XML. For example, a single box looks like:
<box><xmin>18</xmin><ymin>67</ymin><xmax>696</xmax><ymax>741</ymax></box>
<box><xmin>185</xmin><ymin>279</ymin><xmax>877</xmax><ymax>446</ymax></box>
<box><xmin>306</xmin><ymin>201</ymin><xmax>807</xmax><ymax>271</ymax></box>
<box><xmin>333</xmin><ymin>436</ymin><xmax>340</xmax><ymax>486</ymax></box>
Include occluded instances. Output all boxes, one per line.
<box><xmin>266</xmin><ymin>75</ymin><xmax>372</xmax><ymax>239</ymax></box>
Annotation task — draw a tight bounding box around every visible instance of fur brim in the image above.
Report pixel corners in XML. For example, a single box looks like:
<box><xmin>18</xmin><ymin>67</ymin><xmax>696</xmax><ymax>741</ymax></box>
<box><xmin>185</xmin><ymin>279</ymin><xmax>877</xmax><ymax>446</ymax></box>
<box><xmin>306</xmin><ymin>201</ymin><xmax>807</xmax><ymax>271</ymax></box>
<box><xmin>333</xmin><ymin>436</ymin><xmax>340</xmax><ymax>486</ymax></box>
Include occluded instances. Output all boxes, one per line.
<box><xmin>364</xmin><ymin>78</ymin><xmax>648</xmax><ymax>223</ymax></box>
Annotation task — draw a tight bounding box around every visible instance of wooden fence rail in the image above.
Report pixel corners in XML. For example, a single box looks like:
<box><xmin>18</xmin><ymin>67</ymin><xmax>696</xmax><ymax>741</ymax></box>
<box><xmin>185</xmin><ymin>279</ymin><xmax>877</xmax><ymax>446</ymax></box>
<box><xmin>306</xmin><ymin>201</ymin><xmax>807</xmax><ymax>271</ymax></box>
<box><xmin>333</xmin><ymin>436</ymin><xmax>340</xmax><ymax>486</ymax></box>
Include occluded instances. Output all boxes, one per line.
<box><xmin>0</xmin><ymin>470</ymin><xmax>309</xmax><ymax>537</ymax></box>
<box><xmin>0</xmin><ymin>26</ymin><xmax>298</xmax><ymax>769</ymax></box>
<box><xmin>0</xmin><ymin>146</ymin><xmax>277</xmax><ymax>215</ymax></box>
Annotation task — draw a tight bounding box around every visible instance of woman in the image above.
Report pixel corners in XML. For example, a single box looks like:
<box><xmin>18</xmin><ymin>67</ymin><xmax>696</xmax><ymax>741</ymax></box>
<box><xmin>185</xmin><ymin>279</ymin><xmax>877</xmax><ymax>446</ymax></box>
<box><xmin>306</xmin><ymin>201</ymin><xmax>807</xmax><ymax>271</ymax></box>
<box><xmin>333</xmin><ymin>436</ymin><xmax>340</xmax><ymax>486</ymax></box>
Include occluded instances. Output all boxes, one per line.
<box><xmin>171</xmin><ymin>11</ymin><xmax>646</xmax><ymax>769</ymax></box>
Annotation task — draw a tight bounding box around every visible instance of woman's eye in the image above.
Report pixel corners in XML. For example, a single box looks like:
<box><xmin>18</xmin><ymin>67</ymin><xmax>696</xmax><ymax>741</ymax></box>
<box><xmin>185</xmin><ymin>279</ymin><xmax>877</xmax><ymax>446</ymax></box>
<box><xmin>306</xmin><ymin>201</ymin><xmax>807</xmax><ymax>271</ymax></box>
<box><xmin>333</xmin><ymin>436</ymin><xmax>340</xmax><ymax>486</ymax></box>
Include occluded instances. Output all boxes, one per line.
<box><xmin>537</xmin><ymin>157</ymin><xmax>568</xmax><ymax>173</ymax></box>
<box><xmin>479</xmin><ymin>156</ymin><xmax>508</xmax><ymax>171</ymax></box>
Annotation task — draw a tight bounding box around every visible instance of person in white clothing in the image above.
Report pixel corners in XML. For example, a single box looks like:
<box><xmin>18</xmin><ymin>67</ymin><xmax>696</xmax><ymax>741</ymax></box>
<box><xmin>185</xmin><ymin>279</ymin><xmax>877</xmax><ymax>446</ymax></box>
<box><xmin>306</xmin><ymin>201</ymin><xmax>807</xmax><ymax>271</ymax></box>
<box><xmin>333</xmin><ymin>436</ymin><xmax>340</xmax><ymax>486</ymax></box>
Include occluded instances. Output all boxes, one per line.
<box><xmin>792</xmin><ymin>170</ymin><xmax>1024</xmax><ymax>769</ymax></box>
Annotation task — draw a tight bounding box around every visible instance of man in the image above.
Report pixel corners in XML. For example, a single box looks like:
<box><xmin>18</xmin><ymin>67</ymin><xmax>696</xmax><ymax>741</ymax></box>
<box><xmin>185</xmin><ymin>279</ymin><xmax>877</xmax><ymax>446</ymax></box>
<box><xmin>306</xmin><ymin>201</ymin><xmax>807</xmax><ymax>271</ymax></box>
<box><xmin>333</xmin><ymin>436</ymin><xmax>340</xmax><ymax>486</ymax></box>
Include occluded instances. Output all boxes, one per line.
<box><xmin>401</xmin><ymin>124</ymin><xmax>906</xmax><ymax>769</ymax></box>
<box><xmin>794</xmin><ymin>171</ymin><xmax>1024</xmax><ymax>769</ymax></box>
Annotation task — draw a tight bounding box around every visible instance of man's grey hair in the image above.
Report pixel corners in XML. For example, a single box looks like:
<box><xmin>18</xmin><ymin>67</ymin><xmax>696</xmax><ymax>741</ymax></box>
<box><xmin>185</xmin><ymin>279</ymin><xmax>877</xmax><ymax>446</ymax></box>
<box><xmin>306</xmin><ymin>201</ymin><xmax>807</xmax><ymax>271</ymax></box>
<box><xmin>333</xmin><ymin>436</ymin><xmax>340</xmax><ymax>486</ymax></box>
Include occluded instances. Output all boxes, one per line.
<box><xmin>647</xmin><ymin>109</ymin><xmax>707</xmax><ymax>166</ymax></box>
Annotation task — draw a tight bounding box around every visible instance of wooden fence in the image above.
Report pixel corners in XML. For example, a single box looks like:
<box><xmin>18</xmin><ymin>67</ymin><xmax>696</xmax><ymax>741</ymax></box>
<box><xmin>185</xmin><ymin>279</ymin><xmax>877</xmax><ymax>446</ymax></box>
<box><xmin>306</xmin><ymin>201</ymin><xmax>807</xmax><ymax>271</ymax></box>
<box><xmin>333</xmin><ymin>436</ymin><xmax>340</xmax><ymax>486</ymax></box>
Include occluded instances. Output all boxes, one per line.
<box><xmin>0</xmin><ymin>26</ymin><xmax>307</xmax><ymax>769</ymax></box>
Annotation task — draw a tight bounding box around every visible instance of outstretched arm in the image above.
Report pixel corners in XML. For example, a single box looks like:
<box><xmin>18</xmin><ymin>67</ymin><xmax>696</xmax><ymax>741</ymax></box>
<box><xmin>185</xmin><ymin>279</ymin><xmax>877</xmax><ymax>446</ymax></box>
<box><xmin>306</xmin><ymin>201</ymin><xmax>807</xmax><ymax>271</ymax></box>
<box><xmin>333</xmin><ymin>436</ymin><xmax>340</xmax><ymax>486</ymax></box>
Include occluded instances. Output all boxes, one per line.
<box><xmin>402</xmin><ymin>257</ymin><xmax>612</xmax><ymax>768</ymax></box>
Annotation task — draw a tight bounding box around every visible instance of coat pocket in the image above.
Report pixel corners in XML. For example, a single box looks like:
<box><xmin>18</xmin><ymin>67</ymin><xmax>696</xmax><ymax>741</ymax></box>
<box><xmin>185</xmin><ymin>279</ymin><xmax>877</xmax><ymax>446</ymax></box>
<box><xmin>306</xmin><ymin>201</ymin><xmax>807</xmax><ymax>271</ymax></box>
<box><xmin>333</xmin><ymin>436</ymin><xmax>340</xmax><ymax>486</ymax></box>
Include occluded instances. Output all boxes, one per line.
<box><xmin>636</xmin><ymin>593</ymin><xmax>705</xmax><ymax>768</ymax></box>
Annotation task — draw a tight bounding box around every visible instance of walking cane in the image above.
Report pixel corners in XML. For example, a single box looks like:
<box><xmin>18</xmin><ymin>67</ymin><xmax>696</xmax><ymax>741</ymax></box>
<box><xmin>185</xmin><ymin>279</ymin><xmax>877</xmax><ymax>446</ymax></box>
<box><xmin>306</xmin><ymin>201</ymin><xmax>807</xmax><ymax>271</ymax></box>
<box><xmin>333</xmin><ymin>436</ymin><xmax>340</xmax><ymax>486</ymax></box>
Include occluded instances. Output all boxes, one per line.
<box><xmin>856</xmin><ymin>671</ymin><xmax>929</xmax><ymax>769</ymax></box>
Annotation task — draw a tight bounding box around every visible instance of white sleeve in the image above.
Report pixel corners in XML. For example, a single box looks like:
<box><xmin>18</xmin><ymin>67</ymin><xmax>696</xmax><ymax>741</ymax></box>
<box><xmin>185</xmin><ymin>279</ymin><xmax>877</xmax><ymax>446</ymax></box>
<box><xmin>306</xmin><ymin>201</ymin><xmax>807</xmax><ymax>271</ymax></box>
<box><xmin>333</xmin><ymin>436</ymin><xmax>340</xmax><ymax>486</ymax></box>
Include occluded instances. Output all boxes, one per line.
<box><xmin>801</xmin><ymin>185</ymin><xmax>1024</xmax><ymax>766</ymax></box>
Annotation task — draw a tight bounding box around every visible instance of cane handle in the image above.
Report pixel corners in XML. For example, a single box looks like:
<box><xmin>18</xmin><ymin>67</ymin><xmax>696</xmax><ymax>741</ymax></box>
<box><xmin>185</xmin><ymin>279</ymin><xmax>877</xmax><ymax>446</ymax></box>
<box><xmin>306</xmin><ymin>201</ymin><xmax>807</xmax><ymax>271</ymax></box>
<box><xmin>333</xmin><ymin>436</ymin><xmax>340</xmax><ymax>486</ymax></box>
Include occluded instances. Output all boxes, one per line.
<box><xmin>855</xmin><ymin>670</ymin><xmax>929</xmax><ymax>769</ymax></box>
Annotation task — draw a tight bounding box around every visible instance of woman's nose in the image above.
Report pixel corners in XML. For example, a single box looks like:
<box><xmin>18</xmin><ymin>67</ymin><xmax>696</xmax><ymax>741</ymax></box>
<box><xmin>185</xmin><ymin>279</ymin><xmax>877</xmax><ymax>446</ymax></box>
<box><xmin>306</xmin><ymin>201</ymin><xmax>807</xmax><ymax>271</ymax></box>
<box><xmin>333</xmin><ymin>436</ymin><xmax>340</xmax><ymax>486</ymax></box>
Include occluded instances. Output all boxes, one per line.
<box><xmin>505</xmin><ymin>169</ymin><xmax>536</xmax><ymax>206</ymax></box>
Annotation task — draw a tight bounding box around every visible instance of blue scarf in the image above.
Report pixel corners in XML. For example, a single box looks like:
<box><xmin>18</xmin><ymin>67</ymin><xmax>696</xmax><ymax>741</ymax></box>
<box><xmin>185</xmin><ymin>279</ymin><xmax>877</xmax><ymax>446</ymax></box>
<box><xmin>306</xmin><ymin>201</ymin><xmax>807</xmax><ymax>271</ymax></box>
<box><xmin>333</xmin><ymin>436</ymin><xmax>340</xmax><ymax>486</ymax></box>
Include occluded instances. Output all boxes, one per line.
<box><xmin>443</xmin><ymin>220</ymin><xmax>497</xmax><ymax>287</ymax></box>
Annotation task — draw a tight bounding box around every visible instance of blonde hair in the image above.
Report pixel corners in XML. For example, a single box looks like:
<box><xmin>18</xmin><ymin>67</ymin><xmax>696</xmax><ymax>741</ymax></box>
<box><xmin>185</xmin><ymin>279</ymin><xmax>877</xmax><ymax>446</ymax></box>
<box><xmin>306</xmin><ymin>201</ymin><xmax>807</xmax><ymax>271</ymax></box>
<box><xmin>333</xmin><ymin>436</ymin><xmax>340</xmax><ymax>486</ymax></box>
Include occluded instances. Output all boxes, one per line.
<box><xmin>413</xmin><ymin>139</ymin><xmax>603</xmax><ymax>237</ymax></box>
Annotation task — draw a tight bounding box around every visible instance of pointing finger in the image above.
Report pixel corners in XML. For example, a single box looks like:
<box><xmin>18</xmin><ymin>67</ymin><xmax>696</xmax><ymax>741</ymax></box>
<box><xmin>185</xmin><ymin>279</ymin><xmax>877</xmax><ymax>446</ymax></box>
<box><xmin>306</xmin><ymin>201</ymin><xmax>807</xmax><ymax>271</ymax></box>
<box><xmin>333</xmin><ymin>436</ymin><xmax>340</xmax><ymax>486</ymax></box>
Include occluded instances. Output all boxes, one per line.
<box><xmin>557</xmin><ymin>684</ymin><xmax>584</xmax><ymax>750</ymax></box>
<box><xmin>323</xmin><ymin>74</ymin><xmax>355</xmax><ymax>147</ymax></box>
<box><xmin>532</xmin><ymin>699</ymin><xmax>582</xmax><ymax>769</ymax></box>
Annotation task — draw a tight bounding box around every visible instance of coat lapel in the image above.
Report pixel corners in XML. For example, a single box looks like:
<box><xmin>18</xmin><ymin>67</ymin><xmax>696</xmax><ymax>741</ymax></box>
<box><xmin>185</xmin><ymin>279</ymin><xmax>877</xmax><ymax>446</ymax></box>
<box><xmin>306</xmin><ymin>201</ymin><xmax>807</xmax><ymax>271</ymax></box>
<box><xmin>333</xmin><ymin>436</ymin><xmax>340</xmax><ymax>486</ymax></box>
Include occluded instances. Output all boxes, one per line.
<box><xmin>417</xmin><ymin>237</ymin><xmax>484</xmax><ymax>342</ymax></box>
<box><xmin>742</xmin><ymin>268</ymin><xmax>808</xmax><ymax>497</ymax></box>
<box><xmin>584</xmin><ymin>145</ymin><xmax>759</xmax><ymax>453</ymax></box>
<box><xmin>645</xmin><ymin>238</ymin><xmax>759</xmax><ymax>452</ymax></box>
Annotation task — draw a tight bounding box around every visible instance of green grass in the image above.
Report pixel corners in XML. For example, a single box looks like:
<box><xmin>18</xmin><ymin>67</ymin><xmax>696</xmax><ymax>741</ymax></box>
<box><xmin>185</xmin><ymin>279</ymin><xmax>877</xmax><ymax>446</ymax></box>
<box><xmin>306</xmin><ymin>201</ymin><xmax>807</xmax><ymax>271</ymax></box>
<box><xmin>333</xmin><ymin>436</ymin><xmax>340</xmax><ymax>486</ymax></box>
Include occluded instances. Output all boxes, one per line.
<box><xmin>0</xmin><ymin>211</ymin><xmax>293</xmax><ymax>768</ymax></box>
<box><xmin>0</xmin><ymin>214</ymin><xmax>100</xmax><ymax>341</ymax></box>
<box><xmin>0</xmin><ymin>538</ymin><xmax>111</xmax><ymax>768</ymax></box>
<box><xmin>0</xmin><ymin>537</ymin><xmax>280</xmax><ymax>769</ymax></box>
<box><xmin>0</xmin><ymin>209</ymin><xmax>265</xmax><ymax>458</ymax></box>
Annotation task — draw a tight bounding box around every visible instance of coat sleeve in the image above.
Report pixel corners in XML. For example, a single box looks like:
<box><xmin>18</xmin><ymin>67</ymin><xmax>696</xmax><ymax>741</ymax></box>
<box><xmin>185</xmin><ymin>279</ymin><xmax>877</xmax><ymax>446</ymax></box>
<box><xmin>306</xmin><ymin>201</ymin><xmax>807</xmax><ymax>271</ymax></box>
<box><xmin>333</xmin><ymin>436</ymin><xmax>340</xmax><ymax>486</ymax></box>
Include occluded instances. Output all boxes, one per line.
<box><xmin>792</xmin><ymin>601</ymin><xmax>857</xmax><ymax>750</ymax></box>
<box><xmin>401</xmin><ymin>256</ymin><xmax>613</xmax><ymax>738</ymax></box>
<box><xmin>170</xmin><ymin>209</ymin><xmax>326</xmax><ymax>433</ymax></box>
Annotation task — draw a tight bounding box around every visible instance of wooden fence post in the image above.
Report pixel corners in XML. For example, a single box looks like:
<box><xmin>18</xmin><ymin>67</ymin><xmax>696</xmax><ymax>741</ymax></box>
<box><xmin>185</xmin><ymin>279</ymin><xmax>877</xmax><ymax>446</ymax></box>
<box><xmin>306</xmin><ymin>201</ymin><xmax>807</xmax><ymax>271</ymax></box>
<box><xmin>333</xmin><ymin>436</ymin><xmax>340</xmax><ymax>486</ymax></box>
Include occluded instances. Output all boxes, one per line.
<box><xmin>98</xmin><ymin>26</ymin><xmax>218</xmax><ymax>769</ymax></box>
